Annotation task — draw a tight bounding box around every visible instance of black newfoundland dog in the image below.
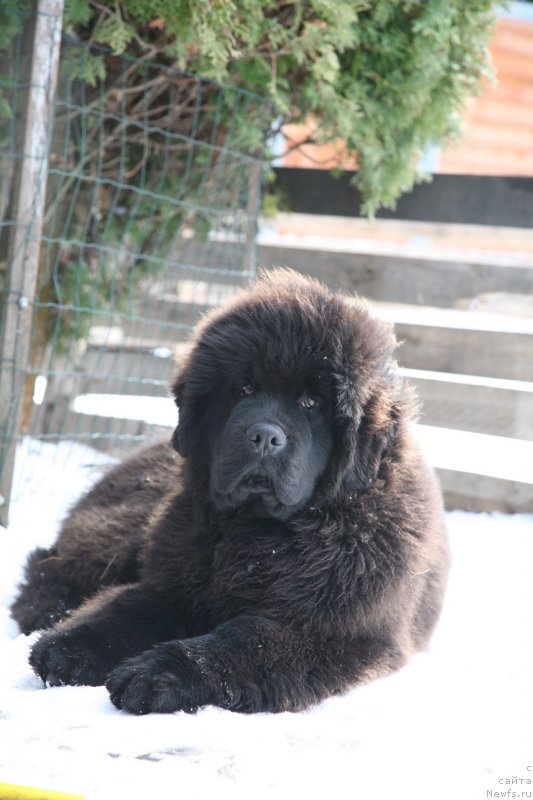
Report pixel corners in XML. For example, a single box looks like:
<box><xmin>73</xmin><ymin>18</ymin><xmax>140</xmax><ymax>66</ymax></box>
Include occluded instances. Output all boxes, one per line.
<box><xmin>12</xmin><ymin>270</ymin><xmax>449</xmax><ymax>714</ymax></box>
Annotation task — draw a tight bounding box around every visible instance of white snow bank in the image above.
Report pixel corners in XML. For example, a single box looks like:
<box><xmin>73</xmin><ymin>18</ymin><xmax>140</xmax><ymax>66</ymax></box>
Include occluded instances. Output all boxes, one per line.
<box><xmin>1</xmin><ymin>441</ymin><xmax>532</xmax><ymax>799</ymax></box>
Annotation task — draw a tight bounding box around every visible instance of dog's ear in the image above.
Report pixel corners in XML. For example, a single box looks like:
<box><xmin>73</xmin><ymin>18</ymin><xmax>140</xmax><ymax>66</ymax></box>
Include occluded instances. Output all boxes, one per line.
<box><xmin>170</xmin><ymin>340</ymin><xmax>217</xmax><ymax>459</ymax></box>
<box><xmin>350</xmin><ymin>392</ymin><xmax>398</xmax><ymax>491</ymax></box>
<box><xmin>170</xmin><ymin>373</ymin><xmax>191</xmax><ymax>457</ymax></box>
<box><xmin>330</xmin><ymin>377</ymin><xmax>402</xmax><ymax>495</ymax></box>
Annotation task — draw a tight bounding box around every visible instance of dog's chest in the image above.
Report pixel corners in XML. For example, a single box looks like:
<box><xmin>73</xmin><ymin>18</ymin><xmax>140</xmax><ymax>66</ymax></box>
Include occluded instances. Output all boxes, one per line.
<box><xmin>202</xmin><ymin>526</ymin><xmax>297</xmax><ymax>616</ymax></box>
<box><xmin>200</xmin><ymin>521</ymin><xmax>346</xmax><ymax>629</ymax></box>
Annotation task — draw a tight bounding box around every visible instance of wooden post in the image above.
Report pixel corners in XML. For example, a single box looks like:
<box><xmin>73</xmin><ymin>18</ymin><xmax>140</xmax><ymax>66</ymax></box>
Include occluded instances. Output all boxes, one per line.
<box><xmin>0</xmin><ymin>0</ymin><xmax>64</xmax><ymax>526</ymax></box>
<box><xmin>242</xmin><ymin>160</ymin><xmax>262</xmax><ymax>279</ymax></box>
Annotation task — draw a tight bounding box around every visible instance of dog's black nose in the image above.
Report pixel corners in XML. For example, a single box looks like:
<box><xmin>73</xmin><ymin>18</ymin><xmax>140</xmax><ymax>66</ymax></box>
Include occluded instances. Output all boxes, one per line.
<box><xmin>246</xmin><ymin>423</ymin><xmax>287</xmax><ymax>456</ymax></box>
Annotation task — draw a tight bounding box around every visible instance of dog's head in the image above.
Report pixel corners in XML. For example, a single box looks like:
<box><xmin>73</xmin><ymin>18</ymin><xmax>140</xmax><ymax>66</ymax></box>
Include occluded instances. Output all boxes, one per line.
<box><xmin>172</xmin><ymin>270</ymin><xmax>413</xmax><ymax>519</ymax></box>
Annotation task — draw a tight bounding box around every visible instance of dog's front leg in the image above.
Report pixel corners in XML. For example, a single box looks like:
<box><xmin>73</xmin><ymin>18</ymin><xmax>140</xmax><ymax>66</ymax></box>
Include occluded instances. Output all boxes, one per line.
<box><xmin>30</xmin><ymin>583</ymin><xmax>183</xmax><ymax>687</ymax></box>
<box><xmin>106</xmin><ymin>614</ymin><xmax>402</xmax><ymax>714</ymax></box>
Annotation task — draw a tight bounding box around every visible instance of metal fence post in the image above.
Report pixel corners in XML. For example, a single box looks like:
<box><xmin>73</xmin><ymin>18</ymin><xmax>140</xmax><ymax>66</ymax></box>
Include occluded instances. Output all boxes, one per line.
<box><xmin>0</xmin><ymin>0</ymin><xmax>64</xmax><ymax>526</ymax></box>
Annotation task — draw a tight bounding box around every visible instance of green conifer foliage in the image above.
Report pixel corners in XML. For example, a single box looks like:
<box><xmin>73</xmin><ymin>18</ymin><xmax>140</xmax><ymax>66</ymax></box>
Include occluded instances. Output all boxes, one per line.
<box><xmin>61</xmin><ymin>0</ymin><xmax>500</xmax><ymax>213</ymax></box>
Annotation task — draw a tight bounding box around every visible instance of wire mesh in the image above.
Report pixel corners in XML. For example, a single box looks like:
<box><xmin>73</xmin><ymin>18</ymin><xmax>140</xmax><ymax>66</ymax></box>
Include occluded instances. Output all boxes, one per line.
<box><xmin>0</xmin><ymin>9</ymin><xmax>272</xmax><ymax>521</ymax></box>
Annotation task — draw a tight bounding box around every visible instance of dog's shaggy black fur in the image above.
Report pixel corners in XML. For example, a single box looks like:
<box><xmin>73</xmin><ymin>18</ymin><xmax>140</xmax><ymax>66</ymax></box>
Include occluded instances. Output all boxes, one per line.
<box><xmin>12</xmin><ymin>270</ymin><xmax>449</xmax><ymax>714</ymax></box>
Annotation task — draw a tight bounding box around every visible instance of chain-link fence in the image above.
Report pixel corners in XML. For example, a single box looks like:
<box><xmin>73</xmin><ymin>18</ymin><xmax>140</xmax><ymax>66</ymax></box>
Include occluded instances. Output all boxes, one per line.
<box><xmin>0</xmin><ymin>5</ymin><xmax>272</xmax><ymax>525</ymax></box>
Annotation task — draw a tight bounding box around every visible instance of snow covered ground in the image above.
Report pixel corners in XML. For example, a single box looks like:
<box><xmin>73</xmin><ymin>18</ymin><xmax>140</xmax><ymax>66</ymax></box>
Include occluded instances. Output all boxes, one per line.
<box><xmin>1</xmin><ymin>440</ymin><xmax>532</xmax><ymax>799</ymax></box>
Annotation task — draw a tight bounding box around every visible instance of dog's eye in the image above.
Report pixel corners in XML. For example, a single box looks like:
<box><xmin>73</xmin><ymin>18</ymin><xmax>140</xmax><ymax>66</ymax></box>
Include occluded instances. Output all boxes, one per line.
<box><xmin>240</xmin><ymin>384</ymin><xmax>255</xmax><ymax>398</ymax></box>
<box><xmin>298</xmin><ymin>394</ymin><xmax>319</xmax><ymax>411</ymax></box>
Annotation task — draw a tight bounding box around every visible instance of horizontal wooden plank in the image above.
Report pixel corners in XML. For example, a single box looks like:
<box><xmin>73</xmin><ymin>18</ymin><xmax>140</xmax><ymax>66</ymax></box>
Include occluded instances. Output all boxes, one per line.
<box><xmin>35</xmin><ymin>400</ymin><xmax>173</xmax><ymax>459</ymax></box>
<box><xmin>394</xmin><ymin>324</ymin><xmax>533</xmax><ymax>381</ymax></box>
<box><xmin>121</xmin><ymin>305</ymin><xmax>209</xmax><ymax>342</ymax></box>
<box><xmin>372</xmin><ymin>302</ymin><xmax>533</xmax><ymax>381</ymax></box>
<box><xmin>79</xmin><ymin>350</ymin><xmax>177</xmax><ymax>396</ymax></box>
<box><xmin>259</xmin><ymin>213</ymin><xmax>533</xmax><ymax>259</ymax></box>
<box><xmin>257</xmin><ymin>246</ymin><xmax>533</xmax><ymax>308</ymax></box>
<box><xmin>374</xmin><ymin>302</ymin><xmax>533</xmax><ymax>334</ymax></box>
<box><xmin>437</xmin><ymin>468</ymin><xmax>533</xmax><ymax>514</ymax></box>
<box><xmin>402</xmin><ymin>368</ymin><xmax>533</xmax><ymax>440</ymax></box>
<box><xmin>416</xmin><ymin>424</ymin><xmax>533</xmax><ymax>485</ymax></box>
<box><xmin>72</xmin><ymin>393</ymin><xmax>177</xmax><ymax>427</ymax></box>
<box><xmin>418</xmin><ymin>424</ymin><xmax>533</xmax><ymax>512</ymax></box>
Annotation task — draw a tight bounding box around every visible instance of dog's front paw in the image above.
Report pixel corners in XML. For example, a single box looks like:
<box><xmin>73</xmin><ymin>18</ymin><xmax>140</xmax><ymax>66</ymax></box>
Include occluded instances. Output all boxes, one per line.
<box><xmin>106</xmin><ymin>643</ymin><xmax>217</xmax><ymax>715</ymax></box>
<box><xmin>30</xmin><ymin>626</ymin><xmax>116</xmax><ymax>687</ymax></box>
